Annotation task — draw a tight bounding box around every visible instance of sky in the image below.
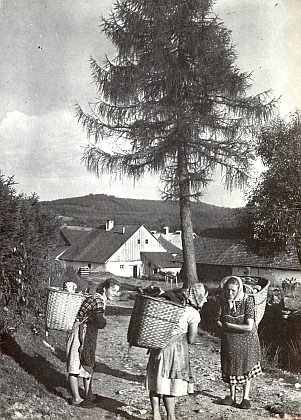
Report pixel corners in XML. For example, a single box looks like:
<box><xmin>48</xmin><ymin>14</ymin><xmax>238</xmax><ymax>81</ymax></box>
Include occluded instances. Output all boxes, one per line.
<box><xmin>0</xmin><ymin>0</ymin><xmax>300</xmax><ymax>207</ymax></box>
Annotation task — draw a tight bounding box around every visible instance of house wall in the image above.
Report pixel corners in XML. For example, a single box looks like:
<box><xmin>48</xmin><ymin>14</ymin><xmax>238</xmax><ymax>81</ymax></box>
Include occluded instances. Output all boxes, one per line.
<box><xmin>160</xmin><ymin>267</ymin><xmax>181</xmax><ymax>276</ymax></box>
<box><xmin>63</xmin><ymin>260</ymin><xmax>84</xmax><ymax>271</ymax></box>
<box><xmin>61</xmin><ymin>226</ymin><xmax>167</xmax><ymax>278</ymax></box>
<box><xmin>63</xmin><ymin>260</ymin><xmax>106</xmax><ymax>272</ymax></box>
<box><xmin>196</xmin><ymin>264</ymin><xmax>232</xmax><ymax>284</ymax></box>
<box><xmin>105</xmin><ymin>260</ymin><xmax>143</xmax><ymax>278</ymax></box>
<box><xmin>102</xmin><ymin>226</ymin><xmax>166</xmax><ymax>277</ymax></box>
<box><xmin>196</xmin><ymin>263</ymin><xmax>301</xmax><ymax>286</ymax></box>
<box><xmin>110</xmin><ymin>226</ymin><xmax>166</xmax><ymax>262</ymax></box>
<box><xmin>141</xmin><ymin>254</ymin><xmax>181</xmax><ymax>277</ymax></box>
<box><xmin>141</xmin><ymin>254</ymin><xmax>154</xmax><ymax>277</ymax></box>
<box><xmin>232</xmin><ymin>266</ymin><xmax>301</xmax><ymax>286</ymax></box>
<box><xmin>141</xmin><ymin>255</ymin><xmax>181</xmax><ymax>276</ymax></box>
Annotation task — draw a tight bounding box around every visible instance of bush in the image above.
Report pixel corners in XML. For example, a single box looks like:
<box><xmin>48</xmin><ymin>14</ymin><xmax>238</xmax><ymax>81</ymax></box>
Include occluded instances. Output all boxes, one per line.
<box><xmin>0</xmin><ymin>175</ymin><xmax>60</xmax><ymax>330</ymax></box>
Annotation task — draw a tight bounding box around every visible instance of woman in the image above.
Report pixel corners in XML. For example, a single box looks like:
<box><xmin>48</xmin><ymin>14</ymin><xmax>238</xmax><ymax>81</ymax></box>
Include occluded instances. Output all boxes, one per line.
<box><xmin>145</xmin><ymin>282</ymin><xmax>208</xmax><ymax>420</ymax></box>
<box><xmin>217</xmin><ymin>276</ymin><xmax>261</xmax><ymax>409</ymax></box>
<box><xmin>66</xmin><ymin>278</ymin><xmax>120</xmax><ymax>408</ymax></box>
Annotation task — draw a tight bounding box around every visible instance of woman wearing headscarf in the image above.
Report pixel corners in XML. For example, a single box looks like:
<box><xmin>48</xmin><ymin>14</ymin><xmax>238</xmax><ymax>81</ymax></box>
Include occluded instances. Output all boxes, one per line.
<box><xmin>145</xmin><ymin>282</ymin><xmax>208</xmax><ymax>420</ymax></box>
<box><xmin>66</xmin><ymin>278</ymin><xmax>120</xmax><ymax>408</ymax></box>
<box><xmin>217</xmin><ymin>276</ymin><xmax>261</xmax><ymax>410</ymax></box>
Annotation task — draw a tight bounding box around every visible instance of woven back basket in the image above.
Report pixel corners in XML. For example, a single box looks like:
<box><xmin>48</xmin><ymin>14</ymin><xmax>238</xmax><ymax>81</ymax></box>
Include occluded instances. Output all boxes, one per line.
<box><xmin>243</xmin><ymin>278</ymin><xmax>270</xmax><ymax>325</ymax></box>
<box><xmin>127</xmin><ymin>294</ymin><xmax>185</xmax><ymax>350</ymax></box>
<box><xmin>45</xmin><ymin>287</ymin><xmax>86</xmax><ymax>331</ymax></box>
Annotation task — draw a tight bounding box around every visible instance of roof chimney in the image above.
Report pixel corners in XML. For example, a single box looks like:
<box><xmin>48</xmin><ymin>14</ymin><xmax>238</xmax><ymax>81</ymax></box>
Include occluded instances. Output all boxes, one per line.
<box><xmin>163</xmin><ymin>226</ymin><xmax>169</xmax><ymax>235</ymax></box>
<box><xmin>122</xmin><ymin>226</ymin><xmax>126</xmax><ymax>234</ymax></box>
<box><xmin>106</xmin><ymin>220</ymin><xmax>114</xmax><ymax>231</ymax></box>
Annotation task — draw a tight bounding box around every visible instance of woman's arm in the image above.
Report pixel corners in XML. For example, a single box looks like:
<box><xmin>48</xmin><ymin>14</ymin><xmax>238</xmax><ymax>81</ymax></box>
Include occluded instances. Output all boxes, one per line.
<box><xmin>224</xmin><ymin>318</ymin><xmax>254</xmax><ymax>332</ymax></box>
<box><xmin>187</xmin><ymin>322</ymin><xmax>199</xmax><ymax>344</ymax></box>
<box><xmin>93</xmin><ymin>311</ymin><xmax>107</xmax><ymax>329</ymax></box>
<box><xmin>78</xmin><ymin>322</ymin><xmax>85</xmax><ymax>355</ymax></box>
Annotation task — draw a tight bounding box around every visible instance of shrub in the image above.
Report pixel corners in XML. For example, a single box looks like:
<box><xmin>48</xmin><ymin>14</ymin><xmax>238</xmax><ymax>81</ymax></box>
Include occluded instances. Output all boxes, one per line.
<box><xmin>0</xmin><ymin>175</ymin><xmax>60</xmax><ymax>330</ymax></box>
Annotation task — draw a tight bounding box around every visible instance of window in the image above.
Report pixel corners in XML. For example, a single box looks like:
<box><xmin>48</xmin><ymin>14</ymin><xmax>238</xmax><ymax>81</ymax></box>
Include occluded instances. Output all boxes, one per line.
<box><xmin>137</xmin><ymin>239</ymin><xmax>140</xmax><ymax>244</ymax></box>
<box><xmin>120</xmin><ymin>265</ymin><xmax>124</xmax><ymax>269</ymax></box>
<box><xmin>145</xmin><ymin>239</ymin><xmax>148</xmax><ymax>244</ymax></box>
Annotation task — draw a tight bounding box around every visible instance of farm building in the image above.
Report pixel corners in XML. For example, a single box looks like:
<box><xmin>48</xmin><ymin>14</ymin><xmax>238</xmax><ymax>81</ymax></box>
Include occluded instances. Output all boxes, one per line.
<box><xmin>193</xmin><ymin>236</ymin><xmax>301</xmax><ymax>286</ymax></box>
<box><xmin>140</xmin><ymin>251</ymin><xmax>182</xmax><ymax>277</ymax></box>
<box><xmin>60</xmin><ymin>225</ymin><xmax>93</xmax><ymax>246</ymax></box>
<box><xmin>59</xmin><ymin>220</ymin><xmax>168</xmax><ymax>278</ymax></box>
<box><xmin>153</xmin><ymin>227</ymin><xmax>183</xmax><ymax>250</ymax></box>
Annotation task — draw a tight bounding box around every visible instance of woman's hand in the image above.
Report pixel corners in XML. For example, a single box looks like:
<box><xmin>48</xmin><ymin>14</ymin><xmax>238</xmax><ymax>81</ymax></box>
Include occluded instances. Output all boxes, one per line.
<box><xmin>217</xmin><ymin>320</ymin><xmax>234</xmax><ymax>331</ymax></box>
<box><xmin>223</xmin><ymin>319</ymin><xmax>254</xmax><ymax>333</ymax></box>
<box><xmin>93</xmin><ymin>312</ymin><xmax>107</xmax><ymax>329</ymax></box>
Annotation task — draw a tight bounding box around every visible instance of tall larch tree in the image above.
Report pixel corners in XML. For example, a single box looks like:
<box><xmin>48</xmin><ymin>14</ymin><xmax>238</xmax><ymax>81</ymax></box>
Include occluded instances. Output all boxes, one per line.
<box><xmin>76</xmin><ymin>0</ymin><xmax>277</xmax><ymax>286</ymax></box>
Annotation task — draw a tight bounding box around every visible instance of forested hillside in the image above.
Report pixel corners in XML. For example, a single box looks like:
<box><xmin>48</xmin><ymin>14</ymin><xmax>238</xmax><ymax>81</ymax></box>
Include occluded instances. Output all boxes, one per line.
<box><xmin>41</xmin><ymin>194</ymin><xmax>238</xmax><ymax>234</ymax></box>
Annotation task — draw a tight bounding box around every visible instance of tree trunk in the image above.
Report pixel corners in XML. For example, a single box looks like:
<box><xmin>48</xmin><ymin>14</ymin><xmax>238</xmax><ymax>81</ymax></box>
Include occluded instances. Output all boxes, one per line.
<box><xmin>178</xmin><ymin>146</ymin><xmax>198</xmax><ymax>288</ymax></box>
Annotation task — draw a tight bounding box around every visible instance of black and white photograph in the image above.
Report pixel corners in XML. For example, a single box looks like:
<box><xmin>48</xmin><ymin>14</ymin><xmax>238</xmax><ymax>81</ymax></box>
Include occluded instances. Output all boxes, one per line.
<box><xmin>0</xmin><ymin>1</ymin><xmax>300</xmax><ymax>419</ymax></box>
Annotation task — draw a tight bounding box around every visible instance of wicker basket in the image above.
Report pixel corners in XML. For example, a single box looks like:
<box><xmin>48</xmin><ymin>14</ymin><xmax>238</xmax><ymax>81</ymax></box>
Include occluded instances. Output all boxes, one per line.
<box><xmin>127</xmin><ymin>294</ymin><xmax>185</xmax><ymax>349</ymax></box>
<box><xmin>45</xmin><ymin>287</ymin><xmax>86</xmax><ymax>331</ymax></box>
<box><xmin>243</xmin><ymin>277</ymin><xmax>270</xmax><ymax>325</ymax></box>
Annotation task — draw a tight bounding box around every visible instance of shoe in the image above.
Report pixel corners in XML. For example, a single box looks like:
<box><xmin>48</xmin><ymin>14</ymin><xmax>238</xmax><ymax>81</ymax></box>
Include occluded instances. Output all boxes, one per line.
<box><xmin>239</xmin><ymin>399</ymin><xmax>251</xmax><ymax>409</ymax></box>
<box><xmin>89</xmin><ymin>394</ymin><xmax>102</xmax><ymax>403</ymax></box>
<box><xmin>221</xmin><ymin>396</ymin><xmax>236</xmax><ymax>406</ymax></box>
<box><xmin>71</xmin><ymin>399</ymin><xmax>95</xmax><ymax>408</ymax></box>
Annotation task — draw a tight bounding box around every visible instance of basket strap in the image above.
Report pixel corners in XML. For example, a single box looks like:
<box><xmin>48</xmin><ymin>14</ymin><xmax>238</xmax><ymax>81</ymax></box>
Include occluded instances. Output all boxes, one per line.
<box><xmin>162</xmin><ymin>331</ymin><xmax>186</xmax><ymax>349</ymax></box>
<box><xmin>76</xmin><ymin>316</ymin><xmax>89</xmax><ymax>325</ymax></box>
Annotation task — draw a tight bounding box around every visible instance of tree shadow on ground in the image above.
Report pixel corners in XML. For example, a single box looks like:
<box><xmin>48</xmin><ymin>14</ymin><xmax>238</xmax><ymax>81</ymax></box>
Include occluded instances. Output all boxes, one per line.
<box><xmin>194</xmin><ymin>390</ymin><xmax>221</xmax><ymax>405</ymax></box>
<box><xmin>52</xmin><ymin>346</ymin><xmax>66</xmax><ymax>363</ymax></box>
<box><xmin>94</xmin><ymin>362</ymin><xmax>144</xmax><ymax>383</ymax></box>
<box><xmin>91</xmin><ymin>395</ymin><xmax>145</xmax><ymax>420</ymax></box>
<box><xmin>0</xmin><ymin>332</ymin><xmax>68</xmax><ymax>398</ymax></box>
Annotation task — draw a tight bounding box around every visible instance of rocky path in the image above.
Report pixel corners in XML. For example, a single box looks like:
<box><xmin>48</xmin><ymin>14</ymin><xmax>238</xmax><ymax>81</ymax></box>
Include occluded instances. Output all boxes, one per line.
<box><xmin>2</xmin><ymin>304</ymin><xmax>301</xmax><ymax>420</ymax></box>
<box><xmin>70</xmin><ymin>307</ymin><xmax>301</xmax><ymax>420</ymax></box>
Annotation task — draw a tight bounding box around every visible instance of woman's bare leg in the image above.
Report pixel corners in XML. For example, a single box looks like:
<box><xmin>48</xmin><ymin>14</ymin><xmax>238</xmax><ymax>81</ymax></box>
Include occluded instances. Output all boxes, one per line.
<box><xmin>83</xmin><ymin>375</ymin><xmax>93</xmax><ymax>400</ymax></box>
<box><xmin>149</xmin><ymin>391</ymin><xmax>162</xmax><ymax>420</ymax></box>
<box><xmin>230</xmin><ymin>384</ymin><xmax>236</xmax><ymax>402</ymax></box>
<box><xmin>69</xmin><ymin>374</ymin><xmax>83</xmax><ymax>403</ymax></box>
<box><xmin>163</xmin><ymin>395</ymin><xmax>176</xmax><ymax>420</ymax></box>
<box><xmin>243</xmin><ymin>379</ymin><xmax>251</xmax><ymax>400</ymax></box>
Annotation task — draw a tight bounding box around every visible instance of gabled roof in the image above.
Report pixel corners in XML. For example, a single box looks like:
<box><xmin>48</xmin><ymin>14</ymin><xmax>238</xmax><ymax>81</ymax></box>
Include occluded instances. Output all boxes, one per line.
<box><xmin>60</xmin><ymin>224</ymin><xmax>141</xmax><ymax>263</ymax></box>
<box><xmin>154</xmin><ymin>233</ymin><xmax>182</xmax><ymax>249</ymax></box>
<box><xmin>141</xmin><ymin>252</ymin><xmax>182</xmax><ymax>269</ymax></box>
<box><xmin>156</xmin><ymin>235</ymin><xmax>182</xmax><ymax>254</ymax></box>
<box><xmin>194</xmin><ymin>236</ymin><xmax>301</xmax><ymax>271</ymax></box>
<box><xmin>60</xmin><ymin>226</ymin><xmax>93</xmax><ymax>246</ymax></box>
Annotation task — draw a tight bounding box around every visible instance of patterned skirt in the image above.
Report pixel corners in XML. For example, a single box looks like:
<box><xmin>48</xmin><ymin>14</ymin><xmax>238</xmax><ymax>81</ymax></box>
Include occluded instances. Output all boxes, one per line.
<box><xmin>221</xmin><ymin>328</ymin><xmax>262</xmax><ymax>385</ymax></box>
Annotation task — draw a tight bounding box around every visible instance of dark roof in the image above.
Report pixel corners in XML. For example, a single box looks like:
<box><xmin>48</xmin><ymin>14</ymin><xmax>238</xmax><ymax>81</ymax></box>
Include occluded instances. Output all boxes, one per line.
<box><xmin>141</xmin><ymin>252</ymin><xmax>182</xmax><ymax>269</ymax></box>
<box><xmin>49</xmin><ymin>245</ymin><xmax>69</xmax><ymax>260</ymax></box>
<box><xmin>60</xmin><ymin>226</ymin><xmax>93</xmax><ymax>246</ymax></box>
<box><xmin>156</xmin><ymin>235</ymin><xmax>182</xmax><ymax>254</ymax></box>
<box><xmin>194</xmin><ymin>236</ymin><xmax>301</xmax><ymax>271</ymax></box>
<box><xmin>60</xmin><ymin>224</ymin><xmax>141</xmax><ymax>263</ymax></box>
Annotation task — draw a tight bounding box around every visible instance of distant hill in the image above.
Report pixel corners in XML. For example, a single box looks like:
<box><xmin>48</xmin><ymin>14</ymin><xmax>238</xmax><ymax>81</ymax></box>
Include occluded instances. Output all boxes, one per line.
<box><xmin>41</xmin><ymin>193</ymin><xmax>239</xmax><ymax>235</ymax></box>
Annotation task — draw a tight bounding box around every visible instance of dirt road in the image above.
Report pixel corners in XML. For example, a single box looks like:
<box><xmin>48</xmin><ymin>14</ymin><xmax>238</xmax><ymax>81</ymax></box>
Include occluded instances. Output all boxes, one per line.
<box><xmin>60</xmin><ymin>302</ymin><xmax>301</xmax><ymax>420</ymax></box>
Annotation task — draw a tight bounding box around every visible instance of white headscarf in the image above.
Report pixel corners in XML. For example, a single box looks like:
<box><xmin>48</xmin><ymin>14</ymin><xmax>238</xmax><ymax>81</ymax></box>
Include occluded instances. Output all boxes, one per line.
<box><xmin>183</xmin><ymin>282</ymin><xmax>207</xmax><ymax>309</ymax></box>
<box><xmin>220</xmin><ymin>276</ymin><xmax>244</xmax><ymax>311</ymax></box>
